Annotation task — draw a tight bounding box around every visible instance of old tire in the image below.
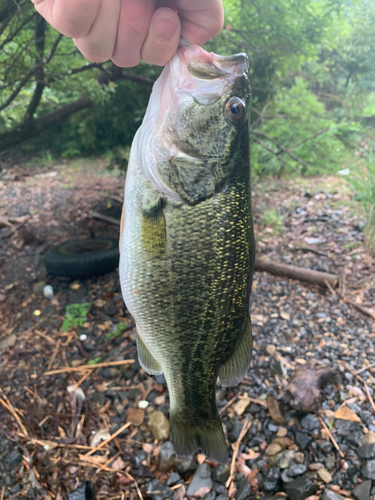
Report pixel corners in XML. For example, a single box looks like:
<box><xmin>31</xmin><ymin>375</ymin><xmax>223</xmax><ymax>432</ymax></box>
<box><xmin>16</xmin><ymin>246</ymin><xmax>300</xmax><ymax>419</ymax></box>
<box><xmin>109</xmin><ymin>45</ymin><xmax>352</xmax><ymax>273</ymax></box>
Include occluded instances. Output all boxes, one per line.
<box><xmin>44</xmin><ymin>238</ymin><xmax>119</xmax><ymax>278</ymax></box>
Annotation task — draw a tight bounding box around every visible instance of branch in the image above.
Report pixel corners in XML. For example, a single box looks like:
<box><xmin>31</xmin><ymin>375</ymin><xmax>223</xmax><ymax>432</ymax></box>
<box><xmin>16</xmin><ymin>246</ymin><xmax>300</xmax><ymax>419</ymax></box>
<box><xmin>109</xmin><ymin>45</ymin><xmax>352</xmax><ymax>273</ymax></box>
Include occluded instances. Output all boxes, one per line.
<box><xmin>250</xmin><ymin>101</ymin><xmax>272</xmax><ymax>130</ymax></box>
<box><xmin>23</xmin><ymin>14</ymin><xmax>45</xmax><ymax>122</ymax></box>
<box><xmin>0</xmin><ymin>69</ymin><xmax>34</xmax><ymax>112</ymax></box>
<box><xmin>250</xmin><ymin>134</ymin><xmax>289</xmax><ymax>171</ymax></box>
<box><xmin>0</xmin><ymin>66</ymin><xmax>154</xmax><ymax>152</ymax></box>
<box><xmin>287</xmin><ymin>127</ymin><xmax>329</xmax><ymax>152</ymax></box>
<box><xmin>44</xmin><ymin>32</ymin><xmax>63</xmax><ymax>65</ymax></box>
<box><xmin>251</xmin><ymin>129</ymin><xmax>310</xmax><ymax>171</ymax></box>
<box><xmin>0</xmin><ymin>10</ymin><xmax>35</xmax><ymax>50</ymax></box>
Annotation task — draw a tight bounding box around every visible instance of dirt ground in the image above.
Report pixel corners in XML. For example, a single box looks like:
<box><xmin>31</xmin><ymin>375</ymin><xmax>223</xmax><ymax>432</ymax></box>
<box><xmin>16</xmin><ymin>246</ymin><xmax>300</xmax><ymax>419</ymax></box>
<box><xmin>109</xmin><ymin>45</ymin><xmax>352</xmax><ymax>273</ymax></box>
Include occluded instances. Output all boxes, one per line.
<box><xmin>0</xmin><ymin>160</ymin><xmax>374</xmax><ymax>500</ymax></box>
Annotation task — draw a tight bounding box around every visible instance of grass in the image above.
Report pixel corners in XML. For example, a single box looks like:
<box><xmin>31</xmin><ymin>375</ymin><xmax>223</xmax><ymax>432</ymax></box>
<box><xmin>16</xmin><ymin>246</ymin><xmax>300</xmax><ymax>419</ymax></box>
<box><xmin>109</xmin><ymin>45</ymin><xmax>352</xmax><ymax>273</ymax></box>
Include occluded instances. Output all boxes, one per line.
<box><xmin>349</xmin><ymin>156</ymin><xmax>375</xmax><ymax>256</ymax></box>
<box><xmin>105</xmin><ymin>322</ymin><xmax>129</xmax><ymax>342</ymax></box>
<box><xmin>263</xmin><ymin>207</ymin><xmax>283</xmax><ymax>234</ymax></box>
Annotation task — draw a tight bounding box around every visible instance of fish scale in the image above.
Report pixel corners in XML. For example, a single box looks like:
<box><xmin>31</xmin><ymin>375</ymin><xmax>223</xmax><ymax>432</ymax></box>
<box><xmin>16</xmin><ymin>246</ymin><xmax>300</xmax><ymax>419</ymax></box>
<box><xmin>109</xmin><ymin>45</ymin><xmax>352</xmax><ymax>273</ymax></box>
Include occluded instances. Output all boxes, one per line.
<box><xmin>120</xmin><ymin>43</ymin><xmax>254</xmax><ymax>462</ymax></box>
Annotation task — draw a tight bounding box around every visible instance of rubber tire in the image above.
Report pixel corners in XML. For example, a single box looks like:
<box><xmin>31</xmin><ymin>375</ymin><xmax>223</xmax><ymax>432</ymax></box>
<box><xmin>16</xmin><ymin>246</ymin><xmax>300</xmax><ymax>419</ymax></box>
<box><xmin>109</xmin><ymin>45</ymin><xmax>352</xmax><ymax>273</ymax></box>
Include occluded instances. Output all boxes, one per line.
<box><xmin>44</xmin><ymin>238</ymin><xmax>119</xmax><ymax>278</ymax></box>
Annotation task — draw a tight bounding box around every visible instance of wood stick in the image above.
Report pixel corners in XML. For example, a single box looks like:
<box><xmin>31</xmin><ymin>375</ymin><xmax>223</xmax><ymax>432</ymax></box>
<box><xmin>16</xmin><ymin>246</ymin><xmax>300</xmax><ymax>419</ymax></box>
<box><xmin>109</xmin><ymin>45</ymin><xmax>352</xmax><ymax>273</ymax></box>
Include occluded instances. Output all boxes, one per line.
<box><xmin>254</xmin><ymin>258</ymin><xmax>338</xmax><ymax>288</ymax></box>
<box><xmin>340</xmin><ymin>361</ymin><xmax>375</xmax><ymax>412</ymax></box>
<box><xmin>0</xmin><ymin>393</ymin><xmax>28</xmax><ymax>436</ymax></box>
<box><xmin>219</xmin><ymin>393</ymin><xmax>240</xmax><ymax>415</ymax></box>
<box><xmin>47</xmin><ymin>339</ymin><xmax>61</xmax><ymax>371</ymax></box>
<box><xmin>44</xmin><ymin>359</ymin><xmax>134</xmax><ymax>375</ymax></box>
<box><xmin>126</xmin><ymin>472</ymin><xmax>143</xmax><ymax>500</ymax></box>
<box><xmin>226</xmin><ymin>419</ymin><xmax>251</xmax><ymax>493</ymax></box>
<box><xmin>84</xmin><ymin>422</ymin><xmax>131</xmax><ymax>457</ymax></box>
<box><xmin>72</xmin><ymin>369</ymin><xmax>94</xmax><ymax>392</ymax></box>
<box><xmin>92</xmin><ymin>211</ymin><xmax>120</xmax><ymax>226</ymax></box>
<box><xmin>34</xmin><ymin>329</ymin><xmax>55</xmax><ymax>344</ymax></box>
<box><xmin>318</xmin><ymin>417</ymin><xmax>344</xmax><ymax>458</ymax></box>
<box><xmin>356</xmin><ymin>362</ymin><xmax>375</xmax><ymax>375</ymax></box>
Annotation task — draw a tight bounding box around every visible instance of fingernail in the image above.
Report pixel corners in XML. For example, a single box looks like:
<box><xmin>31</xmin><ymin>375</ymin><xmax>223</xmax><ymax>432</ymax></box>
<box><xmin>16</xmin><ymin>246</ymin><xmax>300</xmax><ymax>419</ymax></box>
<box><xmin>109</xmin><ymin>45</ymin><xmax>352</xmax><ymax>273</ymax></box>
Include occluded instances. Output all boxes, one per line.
<box><xmin>153</xmin><ymin>15</ymin><xmax>177</xmax><ymax>41</ymax></box>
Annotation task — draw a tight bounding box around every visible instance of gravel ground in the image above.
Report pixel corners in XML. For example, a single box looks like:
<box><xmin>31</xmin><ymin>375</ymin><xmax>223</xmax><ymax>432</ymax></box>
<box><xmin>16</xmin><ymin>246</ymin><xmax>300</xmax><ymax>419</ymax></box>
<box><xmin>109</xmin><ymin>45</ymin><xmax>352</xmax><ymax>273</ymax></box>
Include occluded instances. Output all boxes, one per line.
<box><xmin>0</xmin><ymin>165</ymin><xmax>374</xmax><ymax>500</ymax></box>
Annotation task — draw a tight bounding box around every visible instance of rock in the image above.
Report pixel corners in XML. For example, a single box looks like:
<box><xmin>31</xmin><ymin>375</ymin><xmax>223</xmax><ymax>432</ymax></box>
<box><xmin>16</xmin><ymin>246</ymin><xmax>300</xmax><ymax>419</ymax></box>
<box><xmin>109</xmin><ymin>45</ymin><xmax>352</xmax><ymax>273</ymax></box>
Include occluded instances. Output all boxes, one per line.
<box><xmin>321</xmin><ymin>490</ymin><xmax>345</xmax><ymax>500</ymax></box>
<box><xmin>148</xmin><ymin>411</ymin><xmax>170</xmax><ymax>440</ymax></box>
<box><xmin>334</xmin><ymin>419</ymin><xmax>354</xmax><ymax>436</ymax></box>
<box><xmin>317</xmin><ymin>440</ymin><xmax>333</xmax><ymax>454</ymax></box>
<box><xmin>308</xmin><ymin>463</ymin><xmax>324</xmax><ymax>471</ymax></box>
<box><xmin>317</xmin><ymin>468</ymin><xmax>332</xmax><ymax>484</ymax></box>
<box><xmin>263</xmin><ymin>467</ymin><xmax>280</xmax><ymax>492</ymax></box>
<box><xmin>324</xmin><ymin>455</ymin><xmax>336</xmax><ymax>470</ymax></box>
<box><xmin>294</xmin><ymin>452</ymin><xmax>305</xmax><ymax>464</ymax></box>
<box><xmin>167</xmin><ymin>472</ymin><xmax>181</xmax><ymax>486</ymax></box>
<box><xmin>360</xmin><ymin>431</ymin><xmax>375</xmax><ymax>446</ymax></box>
<box><xmin>285</xmin><ymin>474</ymin><xmax>319</xmax><ymax>500</ymax></box>
<box><xmin>233</xmin><ymin>397</ymin><xmax>250</xmax><ymax>416</ymax></box>
<box><xmin>154</xmin><ymin>394</ymin><xmax>166</xmax><ymax>406</ymax></box>
<box><xmin>216</xmin><ymin>493</ymin><xmax>229</xmax><ymax>500</ymax></box>
<box><xmin>5</xmin><ymin>449</ymin><xmax>22</xmax><ymax>465</ymax></box>
<box><xmin>69</xmin><ymin>483</ymin><xmax>92</xmax><ymax>500</ymax></box>
<box><xmin>0</xmin><ymin>333</ymin><xmax>16</xmax><ymax>351</ymax></box>
<box><xmin>352</xmin><ymin>480</ymin><xmax>371</xmax><ymax>500</ymax></box>
<box><xmin>202</xmin><ymin>492</ymin><xmax>216</xmax><ymax>500</ymax></box>
<box><xmin>146</xmin><ymin>479</ymin><xmax>172</xmax><ymax>500</ymax></box>
<box><xmin>267</xmin><ymin>394</ymin><xmax>286</xmax><ymax>424</ymax></box>
<box><xmin>287</xmin><ymin>462</ymin><xmax>307</xmax><ymax>477</ymax></box>
<box><xmin>360</xmin><ymin>411</ymin><xmax>374</xmax><ymax>427</ymax></box>
<box><xmin>266</xmin><ymin>344</ymin><xmax>276</xmax><ymax>356</ymax></box>
<box><xmin>212</xmin><ymin>464</ymin><xmax>230</xmax><ymax>484</ymax></box>
<box><xmin>361</xmin><ymin>460</ymin><xmax>375</xmax><ymax>480</ymax></box>
<box><xmin>346</xmin><ymin>431</ymin><xmax>364</xmax><ymax>447</ymax></box>
<box><xmin>277</xmin><ymin>427</ymin><xmax>288</xmax><ymax>437</ymax></box>
<box><xmin>187</xmin><ymin>464</ymin><xmax>213</xmax><ymax>497</ymax></box>
<box><xmin>33</xmin><ymin>281</ymin><xmax>46</xmax><ymax>295</ymax></box>
<box><xmin>234</xmin><ymin>478</ymin><xmax>251</xmax><ymax>500</ymax></box>
<box><xmin>276</xmin><ymin>450</ymin><xmax>294</xmax><ymax>469</ymax></box>
<box><xmin>301</xmin><ymin>414</ymin><xmax>320</xmax><ymax>433</ymax></box>
<box><xmin>174</xmin><ymin>457</ymin><xmax>198</xmax><ymax>475</ymax></box>
<box><xmin>265</xmin><ymin>442</ymin><xmax>283</xmax><ymax>456</ymax></box>
<box><xmin>158</xmin><ymin>441</ymin><xmax>176</xmax><ymax>472</ymax></box>
<box><xmin>126</xmin><ymin>408</ymin><xmax>145</xmax><ymax>426</ymax></box>
<box><xmin>295</xmin><ymin>432</ymin><xmax>312</xmax><ymax>450</ymax></box>
<box><xmin>357</xmin><ymin>444</ymin><xmax>375</xmax><ymax>459</ymax></box>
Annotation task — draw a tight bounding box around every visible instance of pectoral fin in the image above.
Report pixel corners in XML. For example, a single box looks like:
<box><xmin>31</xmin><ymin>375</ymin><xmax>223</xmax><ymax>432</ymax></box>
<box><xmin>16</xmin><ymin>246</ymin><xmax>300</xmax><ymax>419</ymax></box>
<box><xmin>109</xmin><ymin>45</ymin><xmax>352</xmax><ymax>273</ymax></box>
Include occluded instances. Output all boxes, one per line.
<box><xmin>136</xmin><ymin>333</ymin><xmax>163</xmax><ymax>376</ymax></box>
<box><xmin>219</xmin><ymin>317</ymin><xmax>253</xmax><ymax>387</ymax></box>
<box><xmin>141</xmin><ymin>189</ymin><xmax>166</xmax><ymax>257</ymax></box>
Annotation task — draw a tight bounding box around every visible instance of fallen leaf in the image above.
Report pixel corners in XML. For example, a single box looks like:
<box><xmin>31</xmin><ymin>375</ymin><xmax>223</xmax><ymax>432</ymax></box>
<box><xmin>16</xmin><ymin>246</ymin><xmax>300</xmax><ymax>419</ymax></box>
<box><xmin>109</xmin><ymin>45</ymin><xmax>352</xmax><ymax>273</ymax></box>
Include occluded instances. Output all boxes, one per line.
<box><xmin>111</xmin><ymin>457</ymin><xmax>127</xmax><ymax>470</ymax></box>
<box><xmin>334</xmin><ymin>406</ymin><xmax>361</xmax><ymax>423</ymax></box>
<box><xmin>267</xmin><ymin>394</ymin><xmax>286</xmax><ymax>424</ymax></box>
<box><xmin>143</xmin><ymin>443</ymin><xmax>153</xmax><ymax>454</ymax></box>
<box><xmin>233</xmin><ymin>397</ymin><xmax>250</xmax><ymax>416</ymax></box>
<box><xmin>126</xmin><ymin>408</ymin><xmax>145</xmax><ymax>426</ymax></box>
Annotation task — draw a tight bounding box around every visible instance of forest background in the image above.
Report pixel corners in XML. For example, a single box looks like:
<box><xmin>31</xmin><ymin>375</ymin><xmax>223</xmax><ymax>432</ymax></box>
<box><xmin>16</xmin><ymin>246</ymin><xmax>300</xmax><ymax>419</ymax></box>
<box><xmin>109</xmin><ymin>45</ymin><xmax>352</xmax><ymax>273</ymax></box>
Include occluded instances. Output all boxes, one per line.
<box><xmin>0</xmin><ymin>0</ymin><xmax>374</xmax><ymax>248</ymax></box>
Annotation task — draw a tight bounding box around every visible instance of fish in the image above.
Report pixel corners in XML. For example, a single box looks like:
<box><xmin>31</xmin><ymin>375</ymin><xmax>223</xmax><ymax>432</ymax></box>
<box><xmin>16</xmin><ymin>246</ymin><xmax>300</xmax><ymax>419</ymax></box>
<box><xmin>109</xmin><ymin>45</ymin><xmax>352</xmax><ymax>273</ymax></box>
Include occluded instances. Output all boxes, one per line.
<box><xmin>119</xmin><ymin>41</ymin><xmax>254</xmax><ymax>463</ymax></box>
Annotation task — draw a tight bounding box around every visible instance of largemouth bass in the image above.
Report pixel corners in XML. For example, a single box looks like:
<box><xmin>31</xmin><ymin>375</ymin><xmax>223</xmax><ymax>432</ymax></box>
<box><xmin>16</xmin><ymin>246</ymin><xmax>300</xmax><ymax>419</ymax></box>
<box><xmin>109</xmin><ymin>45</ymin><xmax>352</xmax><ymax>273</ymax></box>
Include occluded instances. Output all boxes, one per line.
<box><xmin>119</xmin><ymin>42</ymin><xmax>254</xmax><ymax>463</ymax></box>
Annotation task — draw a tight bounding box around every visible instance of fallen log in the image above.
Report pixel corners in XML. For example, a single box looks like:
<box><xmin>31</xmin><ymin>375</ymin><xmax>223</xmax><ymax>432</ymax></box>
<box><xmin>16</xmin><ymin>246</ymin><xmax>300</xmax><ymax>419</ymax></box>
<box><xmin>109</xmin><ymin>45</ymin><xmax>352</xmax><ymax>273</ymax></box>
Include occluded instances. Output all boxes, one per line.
<box><xmin>254</xmin><ymin>257</ymin><xmax>339</xmax><ymax>288</ymax></box>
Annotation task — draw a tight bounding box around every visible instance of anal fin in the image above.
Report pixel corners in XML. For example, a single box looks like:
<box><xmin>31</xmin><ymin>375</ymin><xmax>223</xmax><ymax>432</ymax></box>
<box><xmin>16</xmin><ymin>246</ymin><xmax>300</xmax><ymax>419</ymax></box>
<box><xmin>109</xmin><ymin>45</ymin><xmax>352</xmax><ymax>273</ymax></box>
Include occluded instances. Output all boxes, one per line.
<box><xmin>136</xmin><ymin>334</ymin><xmax>163</xmax><ymax>376</ymax></box>
<box><xmin>219</xmin><ymin>317</ymin><xmax>253</xmax><ymax>387</ymax></box>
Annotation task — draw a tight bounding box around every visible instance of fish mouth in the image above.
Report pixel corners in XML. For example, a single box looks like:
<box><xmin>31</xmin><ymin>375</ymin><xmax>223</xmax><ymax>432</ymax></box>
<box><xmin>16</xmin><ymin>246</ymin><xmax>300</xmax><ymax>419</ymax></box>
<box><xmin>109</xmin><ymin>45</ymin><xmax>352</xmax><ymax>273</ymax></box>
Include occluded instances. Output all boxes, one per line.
<box><xmin>188</xmin><ymin>53</ymin><xmax>249</xmax><ymax>80</ymax></box>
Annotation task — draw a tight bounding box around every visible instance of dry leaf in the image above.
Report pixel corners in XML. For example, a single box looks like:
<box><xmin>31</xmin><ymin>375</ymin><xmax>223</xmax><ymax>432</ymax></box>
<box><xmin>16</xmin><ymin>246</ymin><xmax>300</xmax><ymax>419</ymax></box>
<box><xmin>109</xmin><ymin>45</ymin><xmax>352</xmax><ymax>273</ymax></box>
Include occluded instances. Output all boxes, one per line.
<box><xmin>267</xmin><ymin>394</ymin><xmax>286</xmax><ymax>424</ymax></box>
<box><xmin>126</xmin><ymin>408</ymin><xmax>145</xmax><ymax>426</ymax></box>
<box><xmin>233</xmin><ymin>397</ymin><xmax>250</xmax><ymax>416</ymax></box>
<box><xmin>111</xmin><ymin>457</ymin><xmax>127</xmax><ymax>470</ymax></box>
<box><xmin>280</xmin><ymin>310</ymin><xmax>290</xmax><ymax>320</ymax></box>
<box><xmin>334</xmin><ymin>406</ymin><xmax>361</xmax><ymax>423</ymax></box>
<box><xmin>79</xmin><ymin>454</ymin><xmax>107</xmax><ymax>464</ymax></box>
<box><xmin>143</xmin><ymin>443</ymin><xmax>153</xmax><ymax>454</ymax></box>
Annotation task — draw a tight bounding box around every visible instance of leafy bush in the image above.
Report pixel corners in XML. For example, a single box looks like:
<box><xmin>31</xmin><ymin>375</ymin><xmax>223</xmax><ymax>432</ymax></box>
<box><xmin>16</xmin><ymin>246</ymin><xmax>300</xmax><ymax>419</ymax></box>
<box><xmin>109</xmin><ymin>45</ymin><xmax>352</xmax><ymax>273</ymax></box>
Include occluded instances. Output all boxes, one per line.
<box><xmin>61</xmin><ymin>302</ymin><xmax>90</xmax><ymax>332</ymax></box>
<box><xmin>251</xmin><ymin>78</ymin><xmax>359</xmax><ymax>176</ymax></box>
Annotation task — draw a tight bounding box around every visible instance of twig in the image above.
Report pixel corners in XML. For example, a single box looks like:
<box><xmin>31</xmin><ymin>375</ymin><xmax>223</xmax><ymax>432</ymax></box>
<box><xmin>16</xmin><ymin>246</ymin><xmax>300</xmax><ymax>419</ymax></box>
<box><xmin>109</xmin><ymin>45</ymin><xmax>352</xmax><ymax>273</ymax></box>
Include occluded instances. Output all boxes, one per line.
<box><xmin>324</xmin><ymin>279</ymin><xmax>338</xmax><ymax>298</ymax></box>
<box><xmin>84</xmin><ymin>422</ymin><xmax>131</xmax><ymax>457</ymax></box>
<box><xmin>72</xmin><ymin>369</ymin><xmax>94</xmax><ymax>392</ymax></box>
<box><xmin>92</xmin><ymin>211</ymin><xmax>120</xmax><ymax>226</ymax></box>
<box><xmin>44</xmin><ymin>359</ymin><xmax>135</xmax><ymax>375</ymax></box>
<box><xmin>0</xmin><ymin>393</ymin><xmax>28</xmax><ymax>435</ymax></box>
<box><xmin>219</xmin><ymin>393</ymin><xmax>240</xmax><ymax>414</ymax></box>
<box><xmin>34</xmin><ymin>329</ymin><xmax>55</xmax><ymax>344</ymax></box>
<box><xmin>226</xmin><ymin>418</ymin><xmax>251</xmax><ymax>492</ymax></box>
<box><xmin>339</xmin><ymin>361</ymin><xmax>375</xmax><ymax>413</ymax></box>
<box><xmin>294</xmin><ymin>245</ymin><xmax>328</xmax><ymax>257</ymax></box>
<box><xmin>318</xmin><ymin>417</ymin><xmax>344</xmax><ymax>458</ymax></box>
<box><xmin>356</xmin><ymin>362</ymin><xmax>375</xmax><ymax>375</ymax></box>
<box><xmin>126</xmin><ymin>472</ymin><xmax>143</xmax><ymax>500</ymax></box>
<box><xmin>28</xmin><ymin>438</ymin><xmax>107</xmax><ymax>451</ymax></box>
<box><xmin>342</xmin><ymin>298</ymin><xmax>375</xmax><ymax>320</ymax></box>
<box><xmin>0</xmin><ymin>486</ymin><xmax>5</xmax><ymax>500</ymax></box>
<box><xmin>47</xmin><ymin>339</ymin><xmax>61</xmax><ymax>371</ymax></box>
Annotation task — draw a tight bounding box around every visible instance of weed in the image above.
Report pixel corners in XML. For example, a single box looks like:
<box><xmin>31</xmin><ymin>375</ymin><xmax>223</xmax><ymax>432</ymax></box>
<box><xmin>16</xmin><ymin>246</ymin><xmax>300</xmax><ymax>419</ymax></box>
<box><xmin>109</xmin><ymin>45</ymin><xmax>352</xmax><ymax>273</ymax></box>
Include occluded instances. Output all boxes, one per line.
<box><xmin>62</xmin><ymin>303</ymin><xmax>90</xmax><ymax>332</ymax></box>
<box><xmin>87</xmin><ymin>357</ymin><xmax>101</xmax><ymax>365</ymax></box>
<box><xmin>105</xmin><ymin>322</ymin><xmax>129</xmax><ymax>342</ymax></box>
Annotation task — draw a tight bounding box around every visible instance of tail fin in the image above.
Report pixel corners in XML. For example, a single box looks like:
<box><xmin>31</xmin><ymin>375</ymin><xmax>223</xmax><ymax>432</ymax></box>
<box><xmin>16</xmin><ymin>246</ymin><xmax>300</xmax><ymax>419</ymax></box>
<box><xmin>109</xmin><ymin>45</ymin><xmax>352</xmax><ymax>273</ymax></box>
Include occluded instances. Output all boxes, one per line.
<box><xmin>170</xmin><ymin>413</ymin><xmax>228</xmax><ymax>463</ymax></box>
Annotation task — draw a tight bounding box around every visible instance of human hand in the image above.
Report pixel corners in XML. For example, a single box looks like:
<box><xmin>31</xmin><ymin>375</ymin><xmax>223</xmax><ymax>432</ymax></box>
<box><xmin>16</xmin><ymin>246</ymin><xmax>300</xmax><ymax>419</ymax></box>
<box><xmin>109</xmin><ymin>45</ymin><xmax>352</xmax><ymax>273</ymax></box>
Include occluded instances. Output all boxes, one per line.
<box><xmin>31</xmin><ymin>0</ymin><xmax>224</xmax><ymax>67</ymax></box>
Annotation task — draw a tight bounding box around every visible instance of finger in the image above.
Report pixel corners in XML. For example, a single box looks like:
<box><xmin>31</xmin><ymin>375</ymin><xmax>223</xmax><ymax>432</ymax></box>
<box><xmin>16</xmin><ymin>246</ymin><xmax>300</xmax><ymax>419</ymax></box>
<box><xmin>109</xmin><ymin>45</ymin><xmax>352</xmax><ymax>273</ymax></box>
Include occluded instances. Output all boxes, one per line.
<box><xmin>176</xmin><ymin>0</ymin><xmax>224</xmax><ymax>45</ymax></box>
<box><xmin>141</xmin><ymin>7</ymin><xmax>180</xmax><ymax>66</ymax></box>
<box><xmin>74</xmin><ymin>0</ymin><xmax>121</xmax><ymax>63</ymax></box>
<box><xmin>31</xmin><ymin>0</ymin><xmax>101</xmax><ymax>39</ymax></box>
<box><xmin>111</xmin><ymin>0</ymin><xmax>156</xmax><ymax>68</ymax></box>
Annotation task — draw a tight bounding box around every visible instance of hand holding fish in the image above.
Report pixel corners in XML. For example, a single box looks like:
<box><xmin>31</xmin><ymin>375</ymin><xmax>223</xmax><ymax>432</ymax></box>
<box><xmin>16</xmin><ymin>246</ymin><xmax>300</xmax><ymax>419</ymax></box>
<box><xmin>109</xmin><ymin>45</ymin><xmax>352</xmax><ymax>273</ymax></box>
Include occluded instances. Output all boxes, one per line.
<box><xmin>31</xmin><ymin>0</ymin><xmax>224</xmax><ymax>67</ymax></box>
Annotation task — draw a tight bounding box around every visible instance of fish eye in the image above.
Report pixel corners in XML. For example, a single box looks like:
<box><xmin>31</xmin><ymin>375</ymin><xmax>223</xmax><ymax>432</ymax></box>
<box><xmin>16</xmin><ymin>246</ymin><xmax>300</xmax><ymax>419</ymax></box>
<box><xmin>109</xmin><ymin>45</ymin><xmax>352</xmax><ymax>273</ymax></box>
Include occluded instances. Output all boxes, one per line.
<box><xmin>225</xmin><ymin>97</ymin><xmax>245</xmax><ymax>121</ymax></box>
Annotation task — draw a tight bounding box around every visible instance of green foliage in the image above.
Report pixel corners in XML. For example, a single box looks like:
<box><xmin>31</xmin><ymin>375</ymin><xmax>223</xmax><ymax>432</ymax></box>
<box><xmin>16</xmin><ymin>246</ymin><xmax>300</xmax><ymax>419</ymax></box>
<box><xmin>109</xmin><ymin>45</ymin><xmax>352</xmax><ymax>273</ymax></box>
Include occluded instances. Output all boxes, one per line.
<box><xmin>251</xmin><ymin>78</ymin><xmax>358</xmax><ymax>176</ymax></box>
<box><xmin>105</xmin><ymin>322</ymin><xmax>129</xmax><ymax>342</ymax></box>
<box><xmin>349</xmin><ymin>156</ymin><xmax>375</xmax><ymax>255</ymax></box>
<box><xmin>87</xmin><ymin>356</ymin><xmax>101</xmax><ymax>365</ymax></box>
<box><xmin>263</xmin><ymin>208</ymin><xmax>283</xmax><ymax>234</ymax></box>
<box><xmin>61</xmin><ymin>302</ymin><xmax>90</xmax><ymax>332</ymax></box>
